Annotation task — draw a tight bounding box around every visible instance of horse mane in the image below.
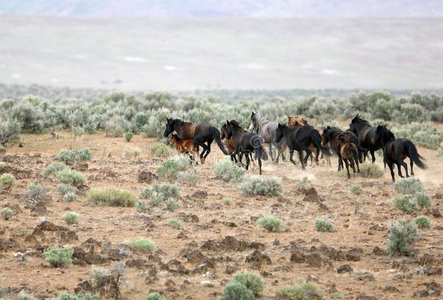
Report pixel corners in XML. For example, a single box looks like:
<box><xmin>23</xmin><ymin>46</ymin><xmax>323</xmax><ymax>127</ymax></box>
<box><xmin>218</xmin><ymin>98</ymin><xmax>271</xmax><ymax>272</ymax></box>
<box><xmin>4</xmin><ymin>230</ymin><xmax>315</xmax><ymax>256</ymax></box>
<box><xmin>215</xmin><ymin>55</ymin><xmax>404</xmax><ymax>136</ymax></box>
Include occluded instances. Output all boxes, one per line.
<box><xmin>378</xmin><ymin>125</ymin><xmax>395</xmax><ymax>141</ymax></box>
<box><xmin>251</xmin><ymin>111</ymin><xmax>268</xmax><ymax>127</ymax></box>
<box><xmin>229</xmin><ymin>120</ymin><xmax>241</xmax><ymax>127</ymax></box>
<box><xmin>351</xmin><ymin>114</ymin><xmax>371</xmax><ymax>127</ymax></box>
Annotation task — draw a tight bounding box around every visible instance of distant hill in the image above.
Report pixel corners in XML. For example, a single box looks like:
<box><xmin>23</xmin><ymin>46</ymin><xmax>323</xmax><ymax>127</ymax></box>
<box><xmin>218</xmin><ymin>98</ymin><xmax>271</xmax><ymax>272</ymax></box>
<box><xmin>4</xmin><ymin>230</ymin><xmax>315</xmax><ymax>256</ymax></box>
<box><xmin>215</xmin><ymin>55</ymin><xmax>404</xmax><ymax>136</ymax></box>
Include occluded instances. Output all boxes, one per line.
<box><xmin>1</xmin><ymin>0</ymin><xmax>442</xmax><ymax>17</ymax></box>
<box><xmin>1</xmin><ymin>16</ymin><xmax>442</xmax><ymax>90</ymax></box>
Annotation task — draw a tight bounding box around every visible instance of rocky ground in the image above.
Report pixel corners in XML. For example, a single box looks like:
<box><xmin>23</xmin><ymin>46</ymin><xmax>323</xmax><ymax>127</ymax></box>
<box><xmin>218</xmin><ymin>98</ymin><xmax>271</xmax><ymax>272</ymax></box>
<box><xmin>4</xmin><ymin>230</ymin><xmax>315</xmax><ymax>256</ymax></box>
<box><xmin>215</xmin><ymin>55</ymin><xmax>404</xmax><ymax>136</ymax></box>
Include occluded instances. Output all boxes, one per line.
<box><xmin>0</xmin><ymin>131</ymin><xmax>442</xmax><ymax>300</ymax></box>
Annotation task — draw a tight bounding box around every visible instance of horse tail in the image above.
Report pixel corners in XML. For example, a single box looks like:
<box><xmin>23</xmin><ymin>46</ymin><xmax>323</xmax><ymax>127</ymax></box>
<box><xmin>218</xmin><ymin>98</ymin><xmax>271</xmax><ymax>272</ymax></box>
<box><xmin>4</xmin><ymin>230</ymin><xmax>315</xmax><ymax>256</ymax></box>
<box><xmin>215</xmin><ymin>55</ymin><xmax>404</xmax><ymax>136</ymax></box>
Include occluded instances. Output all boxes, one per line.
<box><xmin>406</xmin><ymin>140</ymin><xmax>427</xmax><ymax>169</ymax></box>
<box><xmin>351</xmin><ymin>144</ymin><xmax>359</xmax><ymax>163</ymax></box>
<box><xmin>254</xmin><ymin>144</ymin><xmax>268</xmax><ymax>161</ymax></box>
<box><xmin>212</xmin><ymin>127</ymin><xmax>229</xmax><ymax>155</ymax></box>
<box><xmin>350</xmin><ymin>135</ymin><xmax>366</xmax><ymax>153</ymax></box>
<box><xmin>313</xmin><ymin>130</ymin><xmax>331</xmax><ymax>156</ymax></box>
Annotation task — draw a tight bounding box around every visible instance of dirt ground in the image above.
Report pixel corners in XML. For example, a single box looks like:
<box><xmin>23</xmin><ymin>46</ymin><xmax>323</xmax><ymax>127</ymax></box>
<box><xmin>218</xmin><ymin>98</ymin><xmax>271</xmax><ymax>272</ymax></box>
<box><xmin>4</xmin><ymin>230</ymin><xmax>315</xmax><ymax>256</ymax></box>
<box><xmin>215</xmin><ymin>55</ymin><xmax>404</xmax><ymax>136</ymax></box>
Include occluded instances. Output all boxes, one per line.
<box><xmin>0</xmin><ymin>131</ymin><xmax>442</xmax><ymax>300</ymax></box>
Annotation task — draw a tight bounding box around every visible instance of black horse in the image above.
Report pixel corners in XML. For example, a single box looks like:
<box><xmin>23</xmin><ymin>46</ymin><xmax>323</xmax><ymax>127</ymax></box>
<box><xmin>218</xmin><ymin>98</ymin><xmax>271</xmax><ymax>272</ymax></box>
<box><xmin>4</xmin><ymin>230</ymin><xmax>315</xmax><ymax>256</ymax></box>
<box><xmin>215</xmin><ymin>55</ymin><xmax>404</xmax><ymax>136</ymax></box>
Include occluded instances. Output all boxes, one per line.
<box><xmin>164</xmin><ymin>118</ymin><xmax>228</xmax><ymax>163</ymax></box>
<box><xmin>375</xmin><ymin>125</ymin><xmax>426</xmax><ymax>182</ymax></box>
<box><xmin>225</xmin><ymin>120</ymin><xmax>268</xmax><ymax>175</ymax></box>
<box><xmin>275</xmin><ymin>124</ymin><xmax>331</xmax><ymax>170</ymax></box>
<box><xmin>349</xmin><ymin>115</ymin><xmax>382</xmax><ymax>163</ymax></box>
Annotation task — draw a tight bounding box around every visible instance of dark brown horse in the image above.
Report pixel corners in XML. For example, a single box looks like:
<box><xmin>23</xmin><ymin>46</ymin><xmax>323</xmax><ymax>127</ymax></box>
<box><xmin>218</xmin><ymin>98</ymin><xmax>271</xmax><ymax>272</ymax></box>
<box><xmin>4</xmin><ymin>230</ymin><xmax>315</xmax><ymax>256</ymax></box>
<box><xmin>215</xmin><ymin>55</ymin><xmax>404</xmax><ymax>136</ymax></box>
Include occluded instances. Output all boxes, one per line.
<box><xmin>375</xmin><ymin>125</ymin><xmax>426</xmax><ymax>182</ymax></box>
<box><xmin>339</xmin><ymin>138</ymin><xmax>360</xmax><ymax>179</ymax></box>
<box><xmin>220</xmin><ymin>123</ymin><xmax>255</xmax><ymax>167</ymax></box>
<box><xmin>164</xmin><ymin>118</ymin><xmax>228</xmax><ymax>163</ymax></box>
<box><xmin>349</xmin><ymin>115</ymin><xmax>382</xmax><ymax>163</ymax></box>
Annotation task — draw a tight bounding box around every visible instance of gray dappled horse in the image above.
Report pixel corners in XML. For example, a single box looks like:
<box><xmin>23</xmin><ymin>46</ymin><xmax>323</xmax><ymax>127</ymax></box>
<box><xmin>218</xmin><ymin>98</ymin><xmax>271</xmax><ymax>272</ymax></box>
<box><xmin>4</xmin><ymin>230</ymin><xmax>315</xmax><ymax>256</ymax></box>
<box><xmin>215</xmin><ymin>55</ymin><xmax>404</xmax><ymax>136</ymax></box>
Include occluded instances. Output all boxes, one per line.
<box><xmin>248</xmin><ymin>111</ymin><xmax>287</xmax><ymax>163</ymax></box>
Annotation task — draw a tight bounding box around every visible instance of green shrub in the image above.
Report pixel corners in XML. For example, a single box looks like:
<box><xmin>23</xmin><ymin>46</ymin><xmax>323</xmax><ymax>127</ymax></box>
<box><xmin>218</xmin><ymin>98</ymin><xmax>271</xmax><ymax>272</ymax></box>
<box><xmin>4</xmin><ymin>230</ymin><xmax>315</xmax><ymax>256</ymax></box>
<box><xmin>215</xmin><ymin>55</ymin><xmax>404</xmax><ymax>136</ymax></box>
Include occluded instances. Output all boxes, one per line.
<box><xmin>167</xmin><ymin>218</ymin><xmax>183</xmax><ymax>229</ymax></box>
<box><xmin>43</xmin><ymin>247</ymin><xmax>74</xmax><ymax>267</ymax></box>
<box><xmin>146</xmin><ymin>293</ymin><xmax>165</xmax><ymax>300</ymax></box>
<box><xmin>124</xmin><ymin>132</ymin><xmax>134</xmax><ymax>142</ymax></box>
<box><xmin>141</xmin><ymin>183</ymin><xmax>180</xmax><ymax>207</ymax></box>
<box><xmin>414</xmin><ymin>216</ymin><xmax>431</xmax><ymax>229</ymax></box>
<box><xmin>87</xmin><ymin>188</ymin><xmax>138</xmax><ymax>207</ymax></box>
<box><xmin>394</xmin><ymin>195</ymin><xmax>417</xmax><ymax>214</ymax></box>
<box><xmin>239</xmin><ymin>175</ymin><xmax>282</xmax><ymax>196</ymax></box>
<box><xmin>135</xmin><ymin>200</ymin><xmax>146</xmax><ymax>211</ymax></box>
<box><xmin>177</xmin><ymin>168</ymin><xmax>200</xmax><ymax>186</ymax></box>
<box><xmin>42</xmin><ymin>162</ymin><xmax>69</xmax><ymax>176</ymax></box>
<box><xmin>315</xmin><ymin>219</ymin><xmax>334</xmax><ymax>232</ymax></box>
<box><xmin>394</xmin><ymin>177</ymin><xmax>423</xmax><ymax>195</ymax></box>
<box><xmin>62</xmin><ymin>212</ymin><xmax>78</xmax><ymax>225</ymax></box>
<box><xmin>1</xmin><ymin>208</ymin><xmax>14</xmax><ymax>220</ymax></box>
<box><xmin>165</xmin><ymin>199</ymin><xmax>179</xmax><ymax>211</ymax></box>
<box><xmin>414</xmin><ymin>191</ymin><xmax>431</xmax><ymax>209</ymax></box>
<box><xmin>257</xmin><ymin>216</ymin><xmax>283</xmax><ymax>232</ymax></box>
<box><xmin>56</xmin><ymin>150</ymin><xmax>77</xmax><ymax>163</ymax></box>
<box><xmin>220</xmin><ymin>282</ymin><xmax>254</xmax><ymax>300</ymax></box>
<box><xmin>0</xmin><ymin>118</ymin><xmax>21</xmax><ymax>146</ymax></box>
<box><xmin>56</xmin><ymin>169</ymin><xmax>85</xmax><ymax>186</ymax></box>
<box><xmin>392</xmin><ymin>122</ymin><xmax>442</xmax><ymax>150</ymax></box>
<box><xmin>0</xmin><ymin>173</ymin><xmax>15</xmax><ymax>185</ymax></box>
<box><xmin>437</xmin><ymin>147</ymin><xmax>443</xmax><ymax>160</ymax></box>
<box><xmin>0</xmin><ymin>162</ymin><xmax>5</xmax><ymax>169</ymax></box>
<box><xmin>233</xmin><ymin>273</ymin><xmax>263</xmax><ymax>296</ymax></box>
<box><xmin>57</xmin><ymin>294</ymin><xmax>100</xmax><ymax>300</ymax></box>
<box><xmin>214</xmin><ymin>159</ymin><xmax>246</xmax><ymax>182</ymax></box>
<box><xmin>223</xmin><ymin>198</ymin><xmax>231</xmax><ymax>205</ymax></box>
<box><xmin>76</xmin><ymin>148</ymin><xmax>92</xmax><ymax>161</ymax></box>
<box><xmin>150</xmin><ymin>142</ymin><xmax>172</xmax><ymax>158</ymax></box>
<box><xmin>18</xmin><ymin>292</ymin><xmax>35</xmax><ymax>300</ymax></box>
<box><xmin>276</xmin><ymin>281</ymin><xmax>322</xmax><ymax>300</ymax></box>
<box><xmin>57</xmin><ymin>184</ymin><xmax>77</xmax><ymax>195</ymax></box>
<box><xmin>157</xmin><ymin>156</ymin><xmax>190</xmax><ymax>180</ymax></box>
<box><xmin>294</xmin><ymin>177</ymin><xmax>309</xmax><ymax>193</ymax></box>
<box><xmin>129</xmin><ymin>238</ymin><xmax>156</xmax><ymax>253</ymax></box>
<box><xmin>349</xmin><ymin>184</ymin><xmax>363</xmax><ymax>195</ymax></box>
<box><xmin>392</xmin><ymin>103</ymin><xmax>429</xmax><ymax>124</ymax></box>
<box><xmin>64</xmin><ymin>192</ymin><xmax>77</xmax><ymax>202</ymax></box>
<box><xmin>358</xmin><ymin>163</ymin><xmax>384</xmax><ymax>178</ymax></box>
<box><xmin>331</xmin><ymin>292</ymin><xmax>343</xmax><ymax>299</ymax></box>
<box><xmin>387</xmin><ymin>220</ymin><xmax>419</xmax><ymax>256</ymax></box>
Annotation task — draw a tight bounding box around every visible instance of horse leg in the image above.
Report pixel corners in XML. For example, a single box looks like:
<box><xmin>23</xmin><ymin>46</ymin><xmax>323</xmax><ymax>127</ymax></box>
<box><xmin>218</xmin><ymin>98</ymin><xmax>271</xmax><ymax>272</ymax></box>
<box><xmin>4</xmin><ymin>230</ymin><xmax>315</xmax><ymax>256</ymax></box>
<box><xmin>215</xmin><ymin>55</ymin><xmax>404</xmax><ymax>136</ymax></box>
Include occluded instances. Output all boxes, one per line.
<box><xmin>344</xmin><ymin>159</ymin><xmax>350</xmax><ymax>178</ymax></box>
<box><xmin>388</xmin><ymin>161</ymin><xmax>395</xmax><ymax>182</ymax></box>
<box><xmin>410</xmin><ymin>158</ymin><xmax>414</xmax><ymax>176</ymax></box>
<box><xmin>370</xmin><ymin>150</ymin><xmax>376</xmax><ymax>163</ymax></box>
<box><xmin>268</xmin><ymin>143</ymin><xmax>274</xmax><ymax>162</ymax></box>
<box><xmin>258</xmin><ymin>157</ymin><xmax>262</xmax><ymax>175</ymax></box>
<box><xmin>304</xmin><ymin>148</ymin><xmax>312</xmax><ymax>166</ymax></box>
<box><xmin>399</xmin><ymin>159</ymin><xmax>409</xmax><ymax>177</ymax></box>
<box><xmin>289</xmin><ymin>150</ymin><xmax>296</xmax><ymax>165</ymax></box>
<box><xmin>203</xmin><ymin>140</ymin><xmax>212</xmax><ymax>160</ymax></box>
<box><xmin>245</xmin><ymin>153</ymin><xmax>250</xmax><ymax>170</ymax></box>
<box><xmin>350</xmin><ymin>158</ymin><xmax>356</xmax><ymax>174</ymax></box>
<box><xmin>298</xmin><ymin>150</ymin><xmax>305</xmax><ymax>170</ymax></box>
<box><xmin>395</xmin><ymin>160</ymin><xmax>404</xmax><ymax>178</ymax></box>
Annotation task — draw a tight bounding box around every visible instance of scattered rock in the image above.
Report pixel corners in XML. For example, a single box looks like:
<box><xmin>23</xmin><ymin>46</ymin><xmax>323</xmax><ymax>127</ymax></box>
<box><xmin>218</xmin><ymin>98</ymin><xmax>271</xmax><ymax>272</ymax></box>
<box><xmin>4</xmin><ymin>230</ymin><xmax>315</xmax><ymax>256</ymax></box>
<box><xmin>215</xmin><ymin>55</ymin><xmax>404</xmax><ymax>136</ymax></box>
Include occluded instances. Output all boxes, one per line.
<box><xmin>372</xmin><ymin>246</ymin><xmax>386</xmax><ymax>256</ymax></box>
<box><xmin>245</xmin><ymin>250</ymin><xmax>272</xmax><ymax>268</ymax></box>
<box><xmin>37</xmin><ymin>221</ymin><xmax>66</xmax><ymax>232</ymax></box>
<box><xmin>413</xmin><ymin>281</ymin><xmax>441</xmax><ymax>297</ymax></box>
<box><xmin>346</xmin><ymin>248</ymin><xmax>362</xmax><ymax>261</ymax></box>
<box><xmin>302</xmin><ymin>187</ymin><xmax>321</xmax><ymax>202</ymax></box>
<box><xmin>356</xmin><ymin>296</ymin><xmax>377</xmax><ymax>300</ymax></box>
<box><xmin>9</xmin><ymin>204</ymin><xmax>22</xmax><ymax>214</ymax></box>
<box><xmin>430</xmin><ymin>208</ymin><xmax>441</xmax><ymax>218</ymax></box>
<box><xmin>357</xmin><ymin>272</ymin><xmax>375</xmax><ymax>281</ymax></box>
<box><xmin>138</xmin><ymin>170</ymin><xmax>157</xmax><ymax>183</ymax></box>
<box><xmin>179</xmin><ymin>213</ymin><xmax>199</xmax><ymax>223</ymax></box>
<box><xmin>31</xmin><ymin>203</ymin><xmax>48</xmax><ymax>216</ymax></box>
<box><xmin>305</xmin><ymin>253</ymin><xmax>323</xmax><ymax>268</ymax></box>
<box><xmin>192</xmin><ymin>191</ymin><xmax>208</xmax><ymax>199</ymax></box>
<box><xmin>290</xmin><ymin>250</ymin><xmax>306</xmax><ymax>263</ymax></box>
<box><xmin>384</xmin><ymin>286</ymin><xmax>400</xmax><ymax>293</ymax></box>
<box><xmin>225</xmin><ymin>265</ymin><xmax>240</xmax><ymax>274</ymax></box>
<box><xmin>59</xmin><ymin>230</ymin><xmax>79</xmax><ymax>242</ymax></box>
<box><xmin>125</xmin><ymin>259</ymin><xmax>148</xmax><ymax>269</ymax></box>
<box><xmin>337</xmin><ymin>264</ymin><xmax>353</xmax><ymax>273</ymax></box>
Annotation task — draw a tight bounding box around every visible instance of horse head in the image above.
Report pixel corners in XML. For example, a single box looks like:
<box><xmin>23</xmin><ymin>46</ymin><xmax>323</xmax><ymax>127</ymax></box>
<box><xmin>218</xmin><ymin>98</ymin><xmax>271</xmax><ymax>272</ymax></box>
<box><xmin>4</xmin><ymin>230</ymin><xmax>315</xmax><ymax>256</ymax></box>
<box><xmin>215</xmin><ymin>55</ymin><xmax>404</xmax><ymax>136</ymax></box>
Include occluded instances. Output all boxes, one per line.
<box><xmin>164</xmin><ymin>118</ymin><xmax>176</xmax><ymax>137</ymax></box>
<box><xmin>287</xmin><ymin>115</ymin><xmax>304</xmax><ymax>127</ymax></box>
<box><xmin>170</xmin><ymin>134</ymin><xmax>178</xmax><ymax>145</ymax></box>
<box><xmin>275</xmin><ymin>123</ymin><xmax>286</xmax><ymax>143</ymax></box>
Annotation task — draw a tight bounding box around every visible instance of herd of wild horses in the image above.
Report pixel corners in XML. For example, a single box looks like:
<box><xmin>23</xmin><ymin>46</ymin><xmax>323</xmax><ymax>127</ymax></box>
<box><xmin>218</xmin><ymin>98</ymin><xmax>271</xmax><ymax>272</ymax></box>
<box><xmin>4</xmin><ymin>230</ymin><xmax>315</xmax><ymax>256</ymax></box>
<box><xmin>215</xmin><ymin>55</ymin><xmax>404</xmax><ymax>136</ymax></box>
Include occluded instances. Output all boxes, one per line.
<box><xmin>164</xmin><ymin>112</ymin><xmax>427</xmax><ymax>182</ymax></box>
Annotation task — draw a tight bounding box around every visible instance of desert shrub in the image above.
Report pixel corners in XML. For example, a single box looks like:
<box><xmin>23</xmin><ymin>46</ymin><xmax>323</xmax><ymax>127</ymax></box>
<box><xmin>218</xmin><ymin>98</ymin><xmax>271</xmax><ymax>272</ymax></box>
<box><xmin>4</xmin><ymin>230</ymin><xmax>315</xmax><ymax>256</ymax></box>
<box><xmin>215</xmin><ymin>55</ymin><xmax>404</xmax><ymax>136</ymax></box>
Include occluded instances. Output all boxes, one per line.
<box><xmin>257</xmin><ymin>216</ymin><xmax>283</xmax><ymax>232</ymax></box>
<box><xmin>62</xmin><ymin>212</ymin><xmax>78</xmax><ymax>225</ymax></box>
<box><xmin>134</xmin><ymin>112</ymin><xmax>148</xmax><ymax>130</ymax></box>
<box><xmin>233</xmin><ymin>273</ymin><xmax>263</xmax><ymax>296</ymax></box>
<box><xmin>18</xmin><ymin>292</ymin><xmax>35</xmax><ymax>300</ymax></box>
<box><xmin>240</xmin><ymin>175</ymin><xmax>282</xmax><ymax>196</ymax></box>
<box><xmin>387</xmin><ymin>220</ymin><xmax>419</xmax><ymax>256</ymax></box>
<box><xmin>394</xmin><ymin>177</ymin><xmax>423</xmax><ymax>195</ymax></box>
<box><xmin>167</xmin><ymin>218</ymin><xmax>183</xmax><ymax>229</ymax></box>
<box><xmin>42</xmin><ymin>162</ymin><xmax>69</xmax><ymax>176</ymax></box>
<box><xmin>0</xmin><ymin>173</ymin><xmax>15</xmax><ymax>185</ymax></box>
<box><xmin>123</xmin><ymin>145</ymin><xmax>141</xmax><ymax>160</ymax></box>
<box><xmin>76</xmin><ymin>148</ymin><xmax>92</xmax><ymax>161</ymax></box>
<box><xmin>223</xmin><ymin>198</ymin><xmax>231</xmax><ymax>205</ymax></box>
<box><xmin>394</xmin><ymin>195</ymin><xmax>417</xmax><ymax>213</ymax></box>
<box><xmin>414</xmin><ymin>191</ymin><xmax>431</xmax><ymax>208</ymax></box>
<box><xmin>146</xmin><ymin>293</ymin><xmax>165</xmax><ymax>300</ymax></box>
<box><xmin>43</xmin><ymin>247</ymin><xmax>74</xmax><ymax>267</ymax></box>
<box><xmin>135</xmin><ymin>200</ymin><xmax>146</xmax><ymax>211</ymax></box>
<box><xmin>56</xmin><ymin>169</ymin><xmax>85</xmax><ymax>186</ymax></box>
<box><xmin>392</xmin><ymin>103</ymin><xmax>429</xmax><ymax>124</ymax></box>
<box><xmin>437</xmin><ymin>147</ymin><xmax>443</xmax><ymax>160</ymax></box>
<box><xmin>177</xmin><ymin>168</ymin><xmax>200</xmax><ymax>186</ymax></box>
<box><xmin>56</xmin><ymin>150</ymin><xmax>77</xmax><ymax>163</ymax></box>
<box><xmin>124</xmin><ymin>132</ymin><xmax>133</xmax><ymax>142</ymax></box>
<box><xmin>87</xmin><ymin>189</ymin><xmax>138</xmax><ymax>207</ymax></box>
<box><xmin>57</xmin><ymin>183</ymin><xmax>77</xmax><ymax>195</ymax></box>
<box><xmin>150</xmin><ymin>142</ymin><xmax>172</xmax><ymax>158</ymax></box>
<box><xmin>276</xmin><ymin>281</ymin><xmax>322</xmax><ymax>300</ymax></box>
<box><xmin>0</xmin><ymin>118</ymin><xmax>21</xmax><ymax>146</ymax></box>
<box><xmin>0</xmin><ymin>162</ymin><xmax>5</xmax><ymax>169</ymax></box>
<box><xmin>220</xmin><ymin>282</ymin><xmax>254</xmax><ymax>300</ymax></box>
<box><xmin>214</xmin><ymin>159</ymin><xmax>246</xmax><ymax>182</ymax></box>
<box><xmin>315</xmin><ymin>219</ymin><xmax>334</xmax><ymax>232</ymax></box>
<box><xmin>129</xmin><ymin>238</ymin><xmax>156</xmax><ymax>253</ymax></box>
<box><xmin>64</xmin><ymin>192</ymin><xmax>77</xmax><ymax>202</ymax></box>
<box><xmin>331</xmin><ymin>292</ymin><xmax>343</xmax><ymax>299</ymax></box>
<box><xmin>157</xmin><ymin>156</ymin><xmax>190</xmax><ymax>180</ymax></box>
<box><xmin>1</xmin><ymin>208</ymin><xmax>14</xmax><ymax>220</ymax></box>
<box><xmin>358</xmin><ymin>163</ymin><xmax>384</xmax><ymax>178</ymax></box>
<box><xmin>57</xmin><ymin>294</ymin><xmax>100</xmax><ymax>300</ymax></box>
<box><xmin>22</xmin><ymin>183</ymin><xmax>51</xmax><ymax>206</ymax></box>
<box><xmin>104</xmin><ymin>120</ymin><xmax>124</xmax><ymax>137</ymax></box>
<box><xmin>141</xmin><ymin>183</ymin><xmax>180</xmax><ymax>201</ymax></box>
<box><xmin>165</xmin><ymin>199</ymin><xmax>179</xmax><ymax>211</ymax></box>
<box><xmin>294</xmin><ymin>177</ymin><xmax>309</xmax><ymax>193</ymax></box>
<box><xmin>349</xmin><ymin>184</ymin><xmax>363</xmax><ymax>195</ymax></box>
<box><xmin>414</xmin><ymin>216</ymin><xmax>431</xmax><ymax>229</ymax></box>
<box><xmin>392</xmin><ymin>122</ymin><xmax>442</xmax><ymax>149</ymax></box>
